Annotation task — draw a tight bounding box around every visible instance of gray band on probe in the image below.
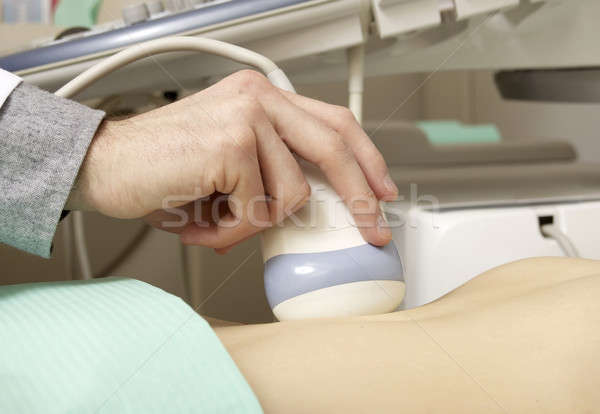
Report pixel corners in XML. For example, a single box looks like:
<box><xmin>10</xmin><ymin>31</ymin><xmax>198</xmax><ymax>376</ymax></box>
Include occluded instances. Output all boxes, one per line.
<box><xmin>264</xmin><ymin>242</ymin><xmax>404</xmax><ymax>308</ymax></box>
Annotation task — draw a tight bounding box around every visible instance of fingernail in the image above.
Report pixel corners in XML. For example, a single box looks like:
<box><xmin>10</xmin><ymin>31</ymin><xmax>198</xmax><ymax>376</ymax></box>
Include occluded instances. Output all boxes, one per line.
<box><xmin>377</xmin><ymin>214</ymin><xmax>392</xmax><ymax>240</ymax></box>
<box><xmin>383</xmin><ymin>174</ymin><xmax>398</xmax><ymax>197</ymax></box>
<box><xmin>215</xmin><ymin>247</ymin><xmax>231</xmax><ymax>255</ymax></box>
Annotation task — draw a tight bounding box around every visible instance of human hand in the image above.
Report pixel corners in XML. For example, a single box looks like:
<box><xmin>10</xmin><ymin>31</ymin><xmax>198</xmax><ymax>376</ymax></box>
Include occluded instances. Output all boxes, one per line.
<box><xmin>67</xmin><ymin>70</ymin><xmax>398</xmax><ymax>252</ymax></box>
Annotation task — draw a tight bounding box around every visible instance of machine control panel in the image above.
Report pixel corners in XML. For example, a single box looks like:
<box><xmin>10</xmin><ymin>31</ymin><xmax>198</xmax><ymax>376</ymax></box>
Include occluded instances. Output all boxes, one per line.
<box><xmin>122</xmin><ymin>3</ymin><xmax>151</xmax><ymax>25</ymax></box>
<box><xmin>146</xmin><ymin>0</ymin><xmax>166</xmax><ymax>15</ymax></box>
<box><xmin>0</xmin><ymin>0</ymin><xmax>313</xmax><ymax>73</ymax></box>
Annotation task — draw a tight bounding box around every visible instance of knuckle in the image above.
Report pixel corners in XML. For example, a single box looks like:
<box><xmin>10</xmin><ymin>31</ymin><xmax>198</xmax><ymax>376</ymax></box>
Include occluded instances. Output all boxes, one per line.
<box><xmin>331</xmin><ymin>105</ymin><xmax>360</xmax><ymax>134</ymax></box>
<box><xmin>332</xmin><ymin>106</ymin><xmax>357</xmax><ymax>130</ymax></box>
<box><xmin>282</xmin><ymin>179</ymin><xmax>311</xmax><ymax>216</ymax></box>
<box><xmin>231</xmin><ymin>69</ymin><xmax>270</xmax><ymax>93</ymax></box>
<box><xmin>363</xmin><ymin>143</ymin><xmax>387</xmax><ymax>166</ymax></box>
<box><xmin>326</xmin><ymin>134</ymin><xmax>353</xmax><ymax>162</ymax></box>
<box><xmin>288</xmin><ymin>178</ymin><xmax>311</xmax><ymax>205</ymax></box>
<box><xmin>335</xmin><ymin>105</ymin><xmax>357</xmax><ymax>122</ymax></box>
<box><xmin>300</xmin><ymin>179</ymin><xmax>311</xmax><ymax>200</ymax></box>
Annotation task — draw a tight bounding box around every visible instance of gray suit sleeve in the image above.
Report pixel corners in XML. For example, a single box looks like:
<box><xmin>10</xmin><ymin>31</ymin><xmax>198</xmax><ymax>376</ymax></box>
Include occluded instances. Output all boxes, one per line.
<box><xmin>0</xmin><ymin>83</ymin><xmax>105</xmax><ymax>258</ymax></box>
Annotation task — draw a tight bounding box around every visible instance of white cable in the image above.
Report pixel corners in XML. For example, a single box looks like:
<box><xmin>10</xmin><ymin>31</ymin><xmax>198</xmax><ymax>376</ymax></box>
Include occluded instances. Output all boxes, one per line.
<box><xmin>346</xmin><ymin>44</ymin><xmax>365</xmax><ymax>125</ymax></box>
<box><xmin>72</xmin><ymin>211</ymin><xmax>93</xmax><ymax>279</ymax></box>
<box><xmin>541</xmin><ymin>224</ymin><xmax>579</xmax><ymax>258</ymax></box>
<box><xmin>55</xmin><ymin>36</ymin><xmax>294</xmax><ymax>98</ymax></box>
<box><xmin>55</xmin><ymin>36</ymin><xmax>295</xmax><ymax>283</ymax></box>
<box><xmin>61</xmin><ymin>215</ymin><xmax>75</xmax><ymax>280</ymax></box>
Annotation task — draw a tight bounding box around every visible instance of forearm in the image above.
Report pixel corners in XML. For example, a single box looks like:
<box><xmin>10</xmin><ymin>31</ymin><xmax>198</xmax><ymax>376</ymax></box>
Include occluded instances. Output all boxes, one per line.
<box><xmin>0</xmin><ymin>83</ymin><xmax>104</xmax><ymax>257</ymax></box>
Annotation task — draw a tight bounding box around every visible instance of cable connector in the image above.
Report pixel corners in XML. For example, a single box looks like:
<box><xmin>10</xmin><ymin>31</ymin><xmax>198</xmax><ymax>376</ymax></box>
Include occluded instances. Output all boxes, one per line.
<box><xmin>539</xmin><ymin>219</ymin><xmax>579</xmax><ymax>258</ymax></box>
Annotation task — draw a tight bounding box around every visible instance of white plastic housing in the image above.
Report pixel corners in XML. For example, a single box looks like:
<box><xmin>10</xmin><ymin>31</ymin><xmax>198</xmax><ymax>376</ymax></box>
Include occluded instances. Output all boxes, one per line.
<box><xmin>272</xmin><ymin>280</ymin><xmax>406</xmax><ymax>321</ymax></box>
<box><xmin>371</xmin><ymin>0</ymin><xmax>441</xmax><ymax>38</ymax></box>
<box><xmin>454</xmin><ymin>0</ymin><xmax>519</xmax><ymax>20</ymax></box>
<box><xmin>389</xmin><ymin>200</ymin><xmax>600</xmax><ymax>309</ymax></box>
<box><xmin>261</xmin><ymin>160</ymin><xmax>366</xmax><ymax>261</ymax></box>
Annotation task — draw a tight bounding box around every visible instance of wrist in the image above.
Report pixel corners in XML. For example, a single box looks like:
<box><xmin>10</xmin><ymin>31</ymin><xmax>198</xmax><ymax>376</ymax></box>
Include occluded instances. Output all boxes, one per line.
<box><xmin>66</xmin><ymin>119</ymin><xmax>120</xmax><ymax>213</ymax></box>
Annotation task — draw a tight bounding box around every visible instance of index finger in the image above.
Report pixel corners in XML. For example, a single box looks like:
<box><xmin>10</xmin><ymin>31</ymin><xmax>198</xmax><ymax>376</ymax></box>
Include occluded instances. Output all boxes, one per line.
<box><xmin>280</xmin><ymin>90</ymin><xmax>398</xmax><ymax>202</ymax></box>
<box><xmin>259</xmin><ymin>91</ymin><xmax>392</xmax><ymax>246</ymax></box>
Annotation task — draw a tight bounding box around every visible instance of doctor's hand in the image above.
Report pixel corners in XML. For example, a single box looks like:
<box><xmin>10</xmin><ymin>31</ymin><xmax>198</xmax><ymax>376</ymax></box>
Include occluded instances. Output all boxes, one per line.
<box><xmin>67</xmin><ymin>70</ymin><xmax>398</xmax><ymax>252</ymax></box>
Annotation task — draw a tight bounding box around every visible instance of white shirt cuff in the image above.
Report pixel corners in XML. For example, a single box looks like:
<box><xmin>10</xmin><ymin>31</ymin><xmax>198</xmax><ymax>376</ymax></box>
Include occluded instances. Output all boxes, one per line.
<box><xmin>0</xmin><ymin>68</ymin><xmax>23</xmax><ymax>110</ymax></box>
